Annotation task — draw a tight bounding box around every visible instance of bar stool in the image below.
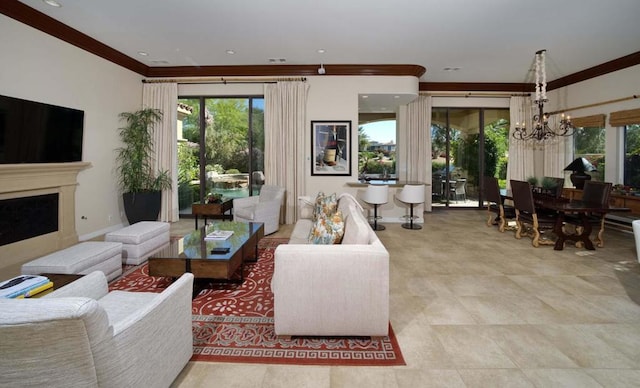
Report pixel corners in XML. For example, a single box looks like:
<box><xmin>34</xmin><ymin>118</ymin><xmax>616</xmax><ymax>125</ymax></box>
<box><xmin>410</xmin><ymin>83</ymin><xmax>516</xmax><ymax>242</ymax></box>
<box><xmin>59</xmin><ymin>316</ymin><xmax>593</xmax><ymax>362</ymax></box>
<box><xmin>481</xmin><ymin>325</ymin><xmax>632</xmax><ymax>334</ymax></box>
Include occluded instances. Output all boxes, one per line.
<box><xmin>396</xmin><ymin>184</ymin><xmax>425</xmax><ymax>230</ymax></box>
<box><xmin>362</xmin><ymin>185</ymin><xmax>388</xmax><ymax>231</ymax></box>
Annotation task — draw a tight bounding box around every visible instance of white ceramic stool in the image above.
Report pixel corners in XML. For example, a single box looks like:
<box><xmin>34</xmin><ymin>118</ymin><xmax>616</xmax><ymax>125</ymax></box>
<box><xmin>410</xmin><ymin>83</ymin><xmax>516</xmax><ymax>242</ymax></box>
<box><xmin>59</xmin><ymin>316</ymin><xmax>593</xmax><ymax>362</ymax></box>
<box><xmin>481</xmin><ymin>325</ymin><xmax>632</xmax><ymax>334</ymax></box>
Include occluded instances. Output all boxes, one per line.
<box><xmin>396</xmin><ymin>184</ymin><xmax>425</xmax><ymax>230</ymax></box>
<box><xmin>362</xmin><ymin>185</ymin><xmax>388</xmax><ymax>231</ymax></box>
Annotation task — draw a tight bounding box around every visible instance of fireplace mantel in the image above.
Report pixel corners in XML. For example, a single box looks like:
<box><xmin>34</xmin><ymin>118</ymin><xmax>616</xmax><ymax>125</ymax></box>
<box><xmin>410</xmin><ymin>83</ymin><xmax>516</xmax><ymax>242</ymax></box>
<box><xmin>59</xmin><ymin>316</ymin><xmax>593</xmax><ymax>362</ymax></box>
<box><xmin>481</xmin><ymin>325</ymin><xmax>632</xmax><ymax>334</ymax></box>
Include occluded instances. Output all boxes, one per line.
<box><xmin>0</xmin><ymin>162</ymin><xmax>91</xmax><ymax>270</ymax></box>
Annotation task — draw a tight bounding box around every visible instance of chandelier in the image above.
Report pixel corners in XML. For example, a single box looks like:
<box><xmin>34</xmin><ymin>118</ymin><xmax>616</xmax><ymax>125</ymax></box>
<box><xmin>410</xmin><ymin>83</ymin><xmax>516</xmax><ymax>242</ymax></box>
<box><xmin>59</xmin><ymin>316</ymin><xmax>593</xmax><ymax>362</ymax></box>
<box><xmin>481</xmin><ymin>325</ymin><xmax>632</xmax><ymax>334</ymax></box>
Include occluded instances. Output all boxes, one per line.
<box><xmin>512</xmin><ymin>50</ymin><xmax>574</xmax><ymax>142</ymax></box>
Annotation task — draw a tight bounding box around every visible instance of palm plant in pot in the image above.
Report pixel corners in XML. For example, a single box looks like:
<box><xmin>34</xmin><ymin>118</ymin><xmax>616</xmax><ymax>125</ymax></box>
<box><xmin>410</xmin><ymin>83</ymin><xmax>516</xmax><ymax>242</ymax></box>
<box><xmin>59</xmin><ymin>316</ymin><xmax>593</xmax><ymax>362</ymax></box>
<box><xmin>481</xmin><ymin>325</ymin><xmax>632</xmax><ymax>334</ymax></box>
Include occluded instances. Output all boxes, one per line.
<box><xmin>115</xmin><ymin>108</ymin><xmax>171</xmax><ymax>224</ymax></box>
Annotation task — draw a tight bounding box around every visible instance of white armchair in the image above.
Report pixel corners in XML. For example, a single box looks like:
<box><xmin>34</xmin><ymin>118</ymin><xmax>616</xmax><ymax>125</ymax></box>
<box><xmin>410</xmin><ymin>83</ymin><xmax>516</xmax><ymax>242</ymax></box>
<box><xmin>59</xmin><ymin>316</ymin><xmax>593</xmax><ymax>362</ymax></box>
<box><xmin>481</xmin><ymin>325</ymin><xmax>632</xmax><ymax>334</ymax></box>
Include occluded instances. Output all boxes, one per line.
<box><xmin>0</xmin><ymin>271</ymin><xmax>194</xmax><ymax>388</ymax></box>
<box><xmin>233</xmin><ymin>184</ymin><xmax>285</xmax><ymax>235</ymax></box>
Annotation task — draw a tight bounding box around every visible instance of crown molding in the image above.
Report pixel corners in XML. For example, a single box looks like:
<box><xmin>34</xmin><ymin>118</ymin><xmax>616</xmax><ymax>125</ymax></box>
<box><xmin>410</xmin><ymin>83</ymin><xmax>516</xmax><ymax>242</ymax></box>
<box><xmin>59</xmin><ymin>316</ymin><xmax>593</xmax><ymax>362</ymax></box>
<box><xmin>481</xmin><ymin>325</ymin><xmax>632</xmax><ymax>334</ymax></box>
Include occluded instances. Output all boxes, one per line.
<box><xmin>547</xmin><ymin>50</ymin><xmax>640</xmax><ymax>90</ymax></box>
<box><xmin>419</xmin><ymin>82</ymin><xmax>534</xmax><ymax>93</ymax></box>
<box><xmin>146</xmin><ymin>64</ymin><xmax>426</xmax><ymax>78</ymax></box>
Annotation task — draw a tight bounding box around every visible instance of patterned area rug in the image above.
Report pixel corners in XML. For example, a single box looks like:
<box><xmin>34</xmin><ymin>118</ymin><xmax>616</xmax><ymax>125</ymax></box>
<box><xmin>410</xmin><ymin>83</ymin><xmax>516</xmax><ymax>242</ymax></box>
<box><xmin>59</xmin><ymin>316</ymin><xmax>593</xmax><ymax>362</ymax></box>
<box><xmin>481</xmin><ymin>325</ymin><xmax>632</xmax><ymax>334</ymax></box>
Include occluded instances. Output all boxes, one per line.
<box><xmin>109</xmin><ymin>238</ymin><xmax>405</xmax><ymax>366</ymax></box>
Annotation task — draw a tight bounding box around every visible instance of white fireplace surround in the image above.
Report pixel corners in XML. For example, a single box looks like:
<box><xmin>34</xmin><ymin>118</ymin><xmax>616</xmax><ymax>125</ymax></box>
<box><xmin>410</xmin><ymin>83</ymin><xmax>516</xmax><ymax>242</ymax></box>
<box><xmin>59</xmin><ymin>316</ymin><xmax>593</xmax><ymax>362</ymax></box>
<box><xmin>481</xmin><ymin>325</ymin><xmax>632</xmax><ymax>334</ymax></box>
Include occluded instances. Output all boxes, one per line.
<box><xmin>0</xmin><ymin>162</ymin><xmax>91</xmax><ymax>269</ymax></box>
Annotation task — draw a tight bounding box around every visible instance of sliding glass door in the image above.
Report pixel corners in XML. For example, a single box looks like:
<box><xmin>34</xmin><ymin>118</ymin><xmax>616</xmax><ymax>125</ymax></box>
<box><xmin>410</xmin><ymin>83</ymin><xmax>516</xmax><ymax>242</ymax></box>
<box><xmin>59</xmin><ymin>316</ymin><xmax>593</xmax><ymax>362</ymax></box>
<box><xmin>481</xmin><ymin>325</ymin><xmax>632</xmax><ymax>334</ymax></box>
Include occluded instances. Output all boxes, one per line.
<box><xmin>177</xmin><ymin>97</ymin><xmax>264</xmax><ymax>215</ymax></box>
<box><xmin>431</xmin><ymin>107</ymin><xmax>509</xmax><ymax>208</ymax></box>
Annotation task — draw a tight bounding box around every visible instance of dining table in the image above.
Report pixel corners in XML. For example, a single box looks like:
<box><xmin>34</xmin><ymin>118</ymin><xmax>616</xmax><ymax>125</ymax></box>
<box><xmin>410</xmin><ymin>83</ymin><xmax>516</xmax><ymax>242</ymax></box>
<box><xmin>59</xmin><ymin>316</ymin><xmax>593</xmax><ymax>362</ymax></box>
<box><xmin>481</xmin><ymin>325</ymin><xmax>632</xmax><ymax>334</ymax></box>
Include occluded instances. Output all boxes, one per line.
<box><xmin>531</xmin><ymin>197</ymin><xmax>629</xmax><ymax>251</ymax></box>
<box><xmin>500</xmin><ymin>189</ymin><xmax>630</xmax><ymax>251</ymax></box>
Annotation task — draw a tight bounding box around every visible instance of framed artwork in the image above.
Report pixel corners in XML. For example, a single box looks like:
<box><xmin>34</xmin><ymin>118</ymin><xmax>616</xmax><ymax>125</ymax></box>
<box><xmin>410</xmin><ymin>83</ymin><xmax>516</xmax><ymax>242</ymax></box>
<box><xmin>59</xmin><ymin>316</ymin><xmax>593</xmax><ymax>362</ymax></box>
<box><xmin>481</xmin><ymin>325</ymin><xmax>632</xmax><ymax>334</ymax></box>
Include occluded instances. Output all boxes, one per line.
<box><xmin>311</xmin><ymin>120</ymin><xmax>351</xmax><ymax>176</ymax></box>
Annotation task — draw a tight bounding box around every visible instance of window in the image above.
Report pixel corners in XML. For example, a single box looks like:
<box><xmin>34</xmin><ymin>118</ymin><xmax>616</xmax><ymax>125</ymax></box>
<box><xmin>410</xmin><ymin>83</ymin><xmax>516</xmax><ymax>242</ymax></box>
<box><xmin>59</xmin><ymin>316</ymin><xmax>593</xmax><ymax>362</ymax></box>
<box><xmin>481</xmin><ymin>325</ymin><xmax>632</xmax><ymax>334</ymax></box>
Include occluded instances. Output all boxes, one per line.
<box><xmin>177</xmin><ymin>97</ymin><xmax>264</xmax><ymax>214</ymax></box>
<box><xmin>358</xmin><ymin>118</ymin><xmax>396</xmax><ymax>179</ymax></box>
<box><xmin>573</xmin><ymin>126</ymin><xmax>605</xmax><ymax>181</ymax></box>
<box><xmin>624</xmin><ymin>124</ymin><xmax>640</xmax><ymax>187</ymax></box>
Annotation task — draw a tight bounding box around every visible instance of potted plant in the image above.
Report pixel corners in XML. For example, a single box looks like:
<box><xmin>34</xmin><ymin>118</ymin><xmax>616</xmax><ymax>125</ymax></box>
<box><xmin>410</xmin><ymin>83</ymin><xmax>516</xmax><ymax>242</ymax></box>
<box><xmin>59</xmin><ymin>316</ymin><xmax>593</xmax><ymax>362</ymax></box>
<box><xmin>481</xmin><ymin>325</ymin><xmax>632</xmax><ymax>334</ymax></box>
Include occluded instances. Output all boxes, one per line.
<box><xmin>115</xmin><ymin>108</ymin><xmax>171</xmax><ymax>224</ymax></box>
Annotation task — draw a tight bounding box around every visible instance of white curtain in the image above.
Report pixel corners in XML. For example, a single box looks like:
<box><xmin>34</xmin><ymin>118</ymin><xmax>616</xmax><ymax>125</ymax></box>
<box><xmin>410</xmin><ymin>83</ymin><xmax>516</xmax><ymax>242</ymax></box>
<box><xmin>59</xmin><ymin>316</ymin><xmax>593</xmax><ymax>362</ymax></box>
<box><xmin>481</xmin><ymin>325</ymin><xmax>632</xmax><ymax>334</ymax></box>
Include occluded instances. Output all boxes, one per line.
<box><xmin>398</xmin><ymin>95</ymin><xmax>431</xmax><ymax>209</ymax></box>
<box><xmin>507</xmin><ymin>96</ymin><xmax>535</xmax><ymax>186</ymax></box>
<box><xmin>142</xmin><ymin>83</ymin><xmax>178</xmax><ymax>222</ymax></box>
<box><xmin>264</xmin><ymin>81</ymin><xmax>309</xmax><ymax>223</ymax></box>
<box><xmin>542</xmin><ymin>115</ymin><xmax>568</xmax><ymax>179</ymax></box>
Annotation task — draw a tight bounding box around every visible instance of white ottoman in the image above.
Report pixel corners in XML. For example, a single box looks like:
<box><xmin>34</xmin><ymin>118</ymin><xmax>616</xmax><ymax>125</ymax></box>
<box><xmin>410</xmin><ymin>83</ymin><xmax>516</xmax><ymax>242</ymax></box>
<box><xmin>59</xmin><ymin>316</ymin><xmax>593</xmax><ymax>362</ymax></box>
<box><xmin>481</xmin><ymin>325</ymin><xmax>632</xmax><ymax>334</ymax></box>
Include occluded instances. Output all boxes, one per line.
<box><xmin>21</xmin><ymin>241</ymin><xmax>123</xmax><ymax>281</ymax></box>
<box><xmin>105</xmin><ymin>221</ymin><xmax>170</xmax><ymax>265</ymax></box>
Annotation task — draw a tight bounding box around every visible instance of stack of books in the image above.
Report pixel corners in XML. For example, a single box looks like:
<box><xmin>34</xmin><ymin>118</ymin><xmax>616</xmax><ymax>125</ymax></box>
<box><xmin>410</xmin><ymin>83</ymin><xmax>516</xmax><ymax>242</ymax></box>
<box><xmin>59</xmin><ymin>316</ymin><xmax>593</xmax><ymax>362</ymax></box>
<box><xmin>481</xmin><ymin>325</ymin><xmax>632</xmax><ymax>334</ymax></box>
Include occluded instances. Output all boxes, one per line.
<box><xmin>205</xmin><ymin>230</ymin><xmax>234</xmax><ymax>240</ymax></box>
<box><xmin>0</xmin><ymin>275</ymin><xmax>53</xmax><ymax>298</ymax></box>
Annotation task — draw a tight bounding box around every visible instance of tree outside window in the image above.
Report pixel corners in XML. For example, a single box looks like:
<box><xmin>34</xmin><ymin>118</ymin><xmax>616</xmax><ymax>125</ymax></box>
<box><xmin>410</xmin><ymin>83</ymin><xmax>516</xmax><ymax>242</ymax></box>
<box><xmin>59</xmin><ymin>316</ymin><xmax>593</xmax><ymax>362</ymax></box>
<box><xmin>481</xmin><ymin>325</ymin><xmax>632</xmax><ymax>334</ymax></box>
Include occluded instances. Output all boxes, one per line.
<box><xmin>624</xmin><ymin>124</ymin><xmax>640</xmax><ymax>188</ymax></box>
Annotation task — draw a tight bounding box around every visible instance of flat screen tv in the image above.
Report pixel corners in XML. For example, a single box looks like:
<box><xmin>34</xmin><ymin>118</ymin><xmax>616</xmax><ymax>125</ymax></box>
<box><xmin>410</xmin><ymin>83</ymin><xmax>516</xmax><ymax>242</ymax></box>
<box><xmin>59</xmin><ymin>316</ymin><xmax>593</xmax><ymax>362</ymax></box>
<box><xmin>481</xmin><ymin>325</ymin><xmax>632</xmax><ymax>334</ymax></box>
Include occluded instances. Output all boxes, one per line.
<box><xmin>0</xmin><ymin>94</ymin><xmax>84</xmax><ymax>164</ymax></box>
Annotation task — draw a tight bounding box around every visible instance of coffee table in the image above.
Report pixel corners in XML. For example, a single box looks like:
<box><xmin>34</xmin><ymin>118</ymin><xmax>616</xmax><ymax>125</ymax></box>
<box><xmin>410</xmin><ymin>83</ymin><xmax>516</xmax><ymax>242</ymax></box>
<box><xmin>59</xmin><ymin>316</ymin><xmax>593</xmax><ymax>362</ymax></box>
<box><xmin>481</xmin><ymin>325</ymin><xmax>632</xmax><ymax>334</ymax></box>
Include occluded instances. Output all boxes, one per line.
<box><xmin>191</xmin><ymin>199</ymin><xmax>233</xmax><ymax>229</ymax></box>
<box><xmin>148</xmin><ymin>221</ymin><xmax>264</xmax><ymax>295</ymax></box>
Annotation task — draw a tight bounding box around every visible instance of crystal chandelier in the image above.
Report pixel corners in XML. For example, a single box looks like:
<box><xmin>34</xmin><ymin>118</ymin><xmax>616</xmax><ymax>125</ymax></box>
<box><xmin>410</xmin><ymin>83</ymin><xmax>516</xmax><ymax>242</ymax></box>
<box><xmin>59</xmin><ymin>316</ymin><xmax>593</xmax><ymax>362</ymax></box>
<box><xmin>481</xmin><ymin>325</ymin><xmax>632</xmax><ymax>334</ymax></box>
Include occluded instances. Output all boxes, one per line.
<box><xmin>512</xmin><ymin>50</ymin><xmax>574</xmax><ymax>142</ymax></box>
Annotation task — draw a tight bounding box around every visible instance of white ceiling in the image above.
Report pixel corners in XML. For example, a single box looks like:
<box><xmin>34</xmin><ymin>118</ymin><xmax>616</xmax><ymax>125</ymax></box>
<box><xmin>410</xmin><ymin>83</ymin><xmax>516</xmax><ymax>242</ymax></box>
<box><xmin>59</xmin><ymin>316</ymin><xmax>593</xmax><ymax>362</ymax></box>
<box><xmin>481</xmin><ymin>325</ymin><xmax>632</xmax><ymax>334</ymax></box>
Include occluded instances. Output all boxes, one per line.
<box><xmin>17</xmin><ymin>0</ymin><xmax>640</xmax><ymax>84</ymax></box>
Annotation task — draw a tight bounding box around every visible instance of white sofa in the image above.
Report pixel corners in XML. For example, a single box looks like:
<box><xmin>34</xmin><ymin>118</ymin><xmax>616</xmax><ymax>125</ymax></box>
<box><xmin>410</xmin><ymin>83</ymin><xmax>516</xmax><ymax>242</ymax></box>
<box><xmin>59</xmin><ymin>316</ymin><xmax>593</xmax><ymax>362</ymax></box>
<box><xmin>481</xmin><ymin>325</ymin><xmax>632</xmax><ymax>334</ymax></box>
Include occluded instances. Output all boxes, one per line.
<box><xmin>272</xmin><ymin>193</ymin><xmax>389</xmax><ymax>337</ymax></box>
<box><xmin>0</xmin><ymin>271</ymin><xmax>194</xmax><ymax>388</ymax></box>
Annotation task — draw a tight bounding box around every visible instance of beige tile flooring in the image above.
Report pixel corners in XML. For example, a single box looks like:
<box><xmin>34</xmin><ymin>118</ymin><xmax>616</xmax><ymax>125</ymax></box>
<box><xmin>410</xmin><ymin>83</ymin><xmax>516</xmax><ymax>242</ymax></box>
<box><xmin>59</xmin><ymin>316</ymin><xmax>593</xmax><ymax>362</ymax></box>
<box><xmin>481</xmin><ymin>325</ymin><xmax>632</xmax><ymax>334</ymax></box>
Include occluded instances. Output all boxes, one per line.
<box><xmin>171</xmin><ymin>210</ymin><xmax>640</xmax><ymax>387</ymax></box>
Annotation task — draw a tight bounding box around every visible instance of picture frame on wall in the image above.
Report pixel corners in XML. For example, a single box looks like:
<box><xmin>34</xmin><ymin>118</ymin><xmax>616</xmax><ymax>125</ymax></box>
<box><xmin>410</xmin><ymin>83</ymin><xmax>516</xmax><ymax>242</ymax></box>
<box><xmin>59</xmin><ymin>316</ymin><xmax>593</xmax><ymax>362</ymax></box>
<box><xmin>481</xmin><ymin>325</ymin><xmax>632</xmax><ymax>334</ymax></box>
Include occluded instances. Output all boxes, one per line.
<box><xmin>311</xmin><ymin>120</ymin><xmax>351</xmax><ymax>176</ymax></box>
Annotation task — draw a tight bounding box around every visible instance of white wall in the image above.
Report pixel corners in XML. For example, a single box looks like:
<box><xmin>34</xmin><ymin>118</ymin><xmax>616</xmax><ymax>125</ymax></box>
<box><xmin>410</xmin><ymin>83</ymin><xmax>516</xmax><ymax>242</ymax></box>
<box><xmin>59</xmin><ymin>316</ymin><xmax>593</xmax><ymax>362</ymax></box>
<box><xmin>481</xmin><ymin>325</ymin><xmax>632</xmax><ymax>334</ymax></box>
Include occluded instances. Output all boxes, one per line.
<box><xmin>0</xmin><ymin>15</ymin><xmax>144</xmax><ymax>240</ymax></box>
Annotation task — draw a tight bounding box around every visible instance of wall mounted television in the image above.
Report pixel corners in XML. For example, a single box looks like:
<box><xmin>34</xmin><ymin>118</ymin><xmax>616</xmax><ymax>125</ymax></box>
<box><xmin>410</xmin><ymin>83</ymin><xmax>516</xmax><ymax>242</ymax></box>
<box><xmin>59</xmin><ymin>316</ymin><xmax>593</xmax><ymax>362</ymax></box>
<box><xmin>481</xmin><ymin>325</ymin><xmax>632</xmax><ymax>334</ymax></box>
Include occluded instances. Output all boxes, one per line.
<box><xmin>0</xmin><ymin>94</ymin><xmax>84</xmax><ymax>164</ymax></box>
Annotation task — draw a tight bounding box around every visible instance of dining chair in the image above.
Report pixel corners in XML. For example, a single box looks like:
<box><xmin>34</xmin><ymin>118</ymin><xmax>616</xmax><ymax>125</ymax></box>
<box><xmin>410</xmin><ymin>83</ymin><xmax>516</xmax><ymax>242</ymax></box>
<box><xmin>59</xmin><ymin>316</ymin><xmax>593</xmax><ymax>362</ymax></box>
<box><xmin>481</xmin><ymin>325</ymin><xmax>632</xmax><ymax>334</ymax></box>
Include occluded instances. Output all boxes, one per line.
<box><xmin>510</xmin><ymin>179</ymin><xmax>558</xmax><ymax>247</ymax></box>
<box><xmin>565</xmin><ymin>181</ymin><xmax>612</xmax><ymax>247</ymax></box>
<box><xmin>395</xmin><ymin>184</ymin><xmax>425</xmax><ymax>230</ymax></box>
<box><xmin>450</xmin><ymin>178</ymin><xmax>467</xmax><ymax>202</ymax></box>
<box><xmin>362</xmin><ymin>184</ymin><xmax>388</xmax><ymax>231</ymax></box>
<box><xmin>483</xmin><ymin>176</ymin><xmax>515</xmax><ymax>232</ymax></box>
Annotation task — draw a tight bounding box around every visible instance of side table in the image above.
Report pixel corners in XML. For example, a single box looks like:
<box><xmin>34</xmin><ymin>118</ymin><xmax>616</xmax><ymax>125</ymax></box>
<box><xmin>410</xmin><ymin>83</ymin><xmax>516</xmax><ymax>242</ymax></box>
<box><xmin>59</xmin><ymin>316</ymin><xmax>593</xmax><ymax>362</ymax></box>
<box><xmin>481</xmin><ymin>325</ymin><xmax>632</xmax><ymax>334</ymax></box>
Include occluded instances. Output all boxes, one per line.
<box><xmin>192</xmin><ymin>199</ymin><xmax>233</xmax><ymax>229</ymax></box>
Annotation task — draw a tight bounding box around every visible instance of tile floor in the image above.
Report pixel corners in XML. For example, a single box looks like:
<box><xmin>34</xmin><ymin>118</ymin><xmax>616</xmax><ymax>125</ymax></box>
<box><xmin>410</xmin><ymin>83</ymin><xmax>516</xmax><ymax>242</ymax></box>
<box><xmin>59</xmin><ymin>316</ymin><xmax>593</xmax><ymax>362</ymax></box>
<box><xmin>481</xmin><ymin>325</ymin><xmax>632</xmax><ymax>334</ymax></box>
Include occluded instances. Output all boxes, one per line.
<box><xmin>174</xmin><ymin>210</ymin><xmax>640</xmax><ymax>387</ymax></box>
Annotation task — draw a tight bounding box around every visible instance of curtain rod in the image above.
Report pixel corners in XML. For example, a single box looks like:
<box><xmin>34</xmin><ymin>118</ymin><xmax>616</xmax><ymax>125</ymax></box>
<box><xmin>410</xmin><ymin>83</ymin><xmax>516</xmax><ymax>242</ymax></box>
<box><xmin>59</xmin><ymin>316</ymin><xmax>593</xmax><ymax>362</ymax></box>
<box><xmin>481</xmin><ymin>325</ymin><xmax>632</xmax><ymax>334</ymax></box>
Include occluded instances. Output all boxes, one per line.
<box><xmin>549</xmin><ymin>94</ymin><xmax>639</xmax><ymax>115</ymax></box>
<box><xmin>420</xmin><ymin>92</ymin><xmax>530</xmax><ymax>98</ymax></box>
<box><xmin>142</xmin><ymin>76</ymin><xmax>307</xmax><ymax>84</ymax></box>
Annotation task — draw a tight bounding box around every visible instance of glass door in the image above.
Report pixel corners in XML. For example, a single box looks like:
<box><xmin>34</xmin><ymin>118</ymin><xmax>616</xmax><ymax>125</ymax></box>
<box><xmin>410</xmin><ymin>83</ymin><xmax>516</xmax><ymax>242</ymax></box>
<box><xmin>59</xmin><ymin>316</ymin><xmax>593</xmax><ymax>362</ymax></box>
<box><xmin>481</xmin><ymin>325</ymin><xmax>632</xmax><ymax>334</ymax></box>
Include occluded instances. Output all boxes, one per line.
<box><xmin>431</xmin><ymin>108</ymin><xmax>509</xmax><ymax>208</ymax></box>
<box><xmin>177</xmin><ymin>97</ymin><xmax>264</xmax><ymax>216</ymax></box>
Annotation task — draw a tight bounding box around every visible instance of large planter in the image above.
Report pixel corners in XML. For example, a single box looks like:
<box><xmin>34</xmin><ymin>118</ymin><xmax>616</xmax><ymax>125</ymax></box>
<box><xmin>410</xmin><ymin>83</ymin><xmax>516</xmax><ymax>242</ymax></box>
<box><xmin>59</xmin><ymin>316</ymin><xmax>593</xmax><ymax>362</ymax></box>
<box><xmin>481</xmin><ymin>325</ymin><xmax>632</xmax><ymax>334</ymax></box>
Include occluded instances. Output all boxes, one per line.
<box><xmin>123</xmin><ymin>191</ymin><xmax>161</xmax><ymax>224</ymax></box>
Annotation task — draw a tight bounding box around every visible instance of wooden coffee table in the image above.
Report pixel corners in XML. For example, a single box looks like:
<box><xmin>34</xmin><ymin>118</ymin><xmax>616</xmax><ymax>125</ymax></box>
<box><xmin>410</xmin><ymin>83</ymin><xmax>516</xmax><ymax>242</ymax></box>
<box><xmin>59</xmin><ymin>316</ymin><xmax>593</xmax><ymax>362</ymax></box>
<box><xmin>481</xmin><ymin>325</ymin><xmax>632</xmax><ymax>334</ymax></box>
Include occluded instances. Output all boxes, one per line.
<box><xmin>148</xmin><ymin>221</ymin><xmax>264</xmax><ymax>296</ymax></box>
<box><xmin>192</xmin><ymin>199</ymin><xmax>233</xmax><ymax>229</ymax></box>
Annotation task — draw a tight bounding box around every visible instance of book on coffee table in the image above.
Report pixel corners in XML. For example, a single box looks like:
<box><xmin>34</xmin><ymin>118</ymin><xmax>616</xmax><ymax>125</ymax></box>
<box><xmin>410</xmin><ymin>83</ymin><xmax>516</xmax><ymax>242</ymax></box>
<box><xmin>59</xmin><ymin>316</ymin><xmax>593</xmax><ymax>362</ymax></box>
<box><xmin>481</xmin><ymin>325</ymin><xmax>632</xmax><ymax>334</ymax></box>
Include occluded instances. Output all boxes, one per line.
<box><xmin>0</xmin><ymin>275</ymin><xmax>51</xmax><ymax>298</ymax></box>
<box><xmin>205</xmin><ymin>230</ymin><xmax>234</xmax><ymax>240</ymax></box>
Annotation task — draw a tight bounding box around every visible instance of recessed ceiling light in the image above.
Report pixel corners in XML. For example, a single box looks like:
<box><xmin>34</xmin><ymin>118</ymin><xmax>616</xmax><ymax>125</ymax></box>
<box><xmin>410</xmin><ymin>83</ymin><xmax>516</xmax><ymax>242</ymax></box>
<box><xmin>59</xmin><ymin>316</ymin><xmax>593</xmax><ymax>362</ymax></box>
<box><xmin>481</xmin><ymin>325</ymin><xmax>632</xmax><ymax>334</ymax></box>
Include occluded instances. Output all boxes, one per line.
<box><xmin>317</xmin><ymin>49</ymin><xmax>326</xmax><ymax>54</ymax></box>
<box><xmin>362</xmin><ymin>95</ymin><xmax>369</xmax><ymax>99</ymax></box>
<box><xmin>394</xmin><ymin>95</ymin><xmax>400</xmax><ymax>99</ymax></box>
<box><xmin>138</xmin><ymin>51</ymin><xmax>149</xmax><ymax>56</ymax></box>
<box><xmin>226</xmin><ymin>50</ymin><xmax>235</xmax><ymax>55</ymax></box>
<box><xmin>43</xmin><ymin>0</ymin><xmax>62</xmax><ymax>7</ymax></box>
<box><xmin>443</xmin><ymin>67</ymin><xmax>461</xmax><ymax>71</ymax></box>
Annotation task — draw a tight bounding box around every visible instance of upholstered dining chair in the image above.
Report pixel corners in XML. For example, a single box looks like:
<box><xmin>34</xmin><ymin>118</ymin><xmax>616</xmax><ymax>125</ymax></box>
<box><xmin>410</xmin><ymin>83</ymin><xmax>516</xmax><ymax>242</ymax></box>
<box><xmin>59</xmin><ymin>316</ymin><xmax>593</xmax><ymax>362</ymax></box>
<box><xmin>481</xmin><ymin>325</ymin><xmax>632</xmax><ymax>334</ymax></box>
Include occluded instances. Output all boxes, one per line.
<box><xmin>483</xmin><ymin>176</ymin><xmax>515</xmax><ymax>232</ymax></box>
<box><xmin>362</xmin><ymin>184</ymin><xmax>388</xmax><ymax>231</ymax></box>
<box><xmin>565</xmin><ymin>180</ymin><xmax>613</xmax><ymax>247</ymax></box>
<box><xmin>510</xmin><ymin>179</ymin><xmax>558</xmax><ymax>247</ymax></box>
<box><xmin>396</xmin><ymin>184</ymin><xmax>425</xmax><ymax>230</ymax></box>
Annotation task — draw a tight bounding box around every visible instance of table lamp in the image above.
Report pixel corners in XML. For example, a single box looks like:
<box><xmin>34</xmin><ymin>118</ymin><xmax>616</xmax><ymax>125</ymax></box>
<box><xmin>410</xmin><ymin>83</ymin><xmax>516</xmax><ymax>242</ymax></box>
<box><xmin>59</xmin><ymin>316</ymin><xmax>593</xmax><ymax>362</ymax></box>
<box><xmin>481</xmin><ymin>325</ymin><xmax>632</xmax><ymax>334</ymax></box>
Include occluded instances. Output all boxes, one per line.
<box><xmin>564</xmin><ymin>157</ymin><xmax>596</xmax><ymax>190</ymax></box>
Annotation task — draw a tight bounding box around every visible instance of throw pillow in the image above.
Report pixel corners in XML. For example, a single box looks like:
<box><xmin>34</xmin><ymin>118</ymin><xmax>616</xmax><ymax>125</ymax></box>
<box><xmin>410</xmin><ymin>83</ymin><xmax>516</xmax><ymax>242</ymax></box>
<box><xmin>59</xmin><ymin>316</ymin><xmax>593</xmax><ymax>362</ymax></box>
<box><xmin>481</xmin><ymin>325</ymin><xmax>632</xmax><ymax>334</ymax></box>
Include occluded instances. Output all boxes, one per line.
<box><xmin>313</xmin><ymin>192</ymin><xmax>338</xmax><ymax>221</ymax></box>
<box><xmin>308</xmin><ymin>210</ymin><xmax>345</xmax><ymax>244</ymax></box>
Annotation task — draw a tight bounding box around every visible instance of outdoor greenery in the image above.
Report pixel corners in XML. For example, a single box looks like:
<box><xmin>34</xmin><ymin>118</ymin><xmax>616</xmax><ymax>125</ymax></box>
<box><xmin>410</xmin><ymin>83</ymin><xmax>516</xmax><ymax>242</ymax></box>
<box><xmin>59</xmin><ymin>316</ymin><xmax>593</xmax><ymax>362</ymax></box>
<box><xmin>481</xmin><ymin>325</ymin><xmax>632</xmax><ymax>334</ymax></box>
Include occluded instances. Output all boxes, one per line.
<box><xmin>115</xmin><ymin>108</ymin><xmax>171</xmax><ymax>194</ymax></box>
<box><xmin>358</xmin><ymin>124</ymin><xmax>396</xmax><ymax>176</ymax></box>
<box><xmin>432</xmin><ymin>118</ymin><xmax>508</xmax><ymax>188</ymax></box>
<box><xmin>624</xmin><ymin>124</ymin><xmax>640</xmax><ymax>187</ymax></box>
<box><xmin>180</xmin><ymin>99</ymin><xmax>264</xmax><ymax>175</ymax></box>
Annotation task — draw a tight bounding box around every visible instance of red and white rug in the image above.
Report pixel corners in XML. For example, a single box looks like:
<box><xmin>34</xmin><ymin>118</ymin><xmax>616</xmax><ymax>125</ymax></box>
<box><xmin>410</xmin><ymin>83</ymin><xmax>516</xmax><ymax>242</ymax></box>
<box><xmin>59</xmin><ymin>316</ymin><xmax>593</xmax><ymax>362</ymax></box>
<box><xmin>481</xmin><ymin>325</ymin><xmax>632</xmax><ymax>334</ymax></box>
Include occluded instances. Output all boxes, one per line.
<box><xmin>109</xmin><ymin>238</ymin><xmax>405</xmax><ymax>366</ymax></box>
